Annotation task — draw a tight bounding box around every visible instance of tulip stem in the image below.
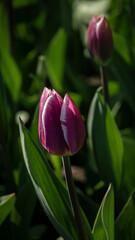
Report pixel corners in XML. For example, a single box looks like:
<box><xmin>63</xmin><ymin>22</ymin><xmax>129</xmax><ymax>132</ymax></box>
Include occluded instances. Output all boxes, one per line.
<box><xmin>100</xmin><ymin>66</ymin><xmax>110</xmax><ymax>107</ymax></box>
<box><xmin>62</xmin><ymin>155</ymin><xmax>88</xmax><ymax>240</ymax></box>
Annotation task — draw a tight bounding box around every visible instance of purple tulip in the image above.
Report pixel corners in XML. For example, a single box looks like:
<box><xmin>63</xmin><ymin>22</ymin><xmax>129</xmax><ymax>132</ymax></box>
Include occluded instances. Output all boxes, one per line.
<box><xmin>39</xmin><ymin>88</ymin><xmax>85</xmax><ymax>156</ymax></box>
<box><xmin>87</xmin><ymin>15</ymin><xmax>113</xmax><ymax>65</ymax></box>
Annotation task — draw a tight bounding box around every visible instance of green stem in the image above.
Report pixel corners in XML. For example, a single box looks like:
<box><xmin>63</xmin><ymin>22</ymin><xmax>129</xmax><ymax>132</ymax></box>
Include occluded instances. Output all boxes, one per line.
<box><xmin>62</xmin><ymin>155</ymin><xmax>88</xmax><ymax>240</ymax></box>
<box><xmin>100</xmin><ymin>66</ymin><xmax>110</xmax><ymax>107</ymax></box>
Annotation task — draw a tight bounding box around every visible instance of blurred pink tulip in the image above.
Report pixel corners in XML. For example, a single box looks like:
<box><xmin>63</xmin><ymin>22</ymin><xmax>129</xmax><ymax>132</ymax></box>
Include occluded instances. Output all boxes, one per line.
<box><xmin>39</xmin><ymin>88</ymin><xmax>85</xmax><ymax>156</ymax></box>
<box><xmin>87</xmin><ymin>15</ymin><xmax>113</xmax><ymax>65</ymax></box>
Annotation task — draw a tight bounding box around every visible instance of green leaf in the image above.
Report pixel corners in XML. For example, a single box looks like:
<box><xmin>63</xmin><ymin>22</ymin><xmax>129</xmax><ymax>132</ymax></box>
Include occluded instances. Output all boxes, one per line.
<box><xmin>115</xmin><ymin>189</ymin><xmax>135</xmax><ymax>240</ymax></box>
<box><xmin>46</xmin><ymin>29</ymin><xmax>67</xmax><ymax>92</ymax></box>
<box><xmin>77</xmin><ymin>189</ymin><xmax>99</xmax><ymax>227</ymax></box>
<box><xmin>112</xmin><ymin>32</ymin><xmax>132</xmax><ymax>66</ymax></box>
<box><xmin>92</xmin><ymin>184</ymin><xmax>114</xmax><ymax>240</ymax></box>
<box><xmin>0</xmin><ymin>193</ymin><xmax>15</xmax><ymax>225</ymax></box>
<box><xmin>66</xmin><ymin>65</ymin><xmax>90</xmax><ymax>102</ymax></box>
<box><xmin>107</xmin><ymin>32</ymin><xmax>135</xmax><ymax>113</ymax></box>
<box><xmin>0</xmin><ymin>71</ymin><xmax>8</xmax><ymax>136</ymax></box>
<box><xmin>19</xmin><ymin>119</ymin><xmax>93</xmax><ymax>240</ymax></box>
<box><xmin>122</xmin><ymin>134</ymin><xmax>135</xmax><ymax>195</ymax></box>
<box><xmin>36</xmin><ymin>55</ymin><xmax>47</xmax><ymax>82</ymax></box>
<box><xmin>30</xmin><ymin>104</ymin><xmax>39</xmax><ymax>143</ymax></box>
<box><xmin>87</xmin><ymin>89</ymin><xmax>123</xmax><ymax>189</ymax></box>
<box><xmin>11</xmin><ymin>181</ymin><xmax>36</xmax><ymax>240</ymax></box>
<box><xmin>0</xmin><ymin>48</ymin><xmax>22</xmax><ymax>102</ymax></box>
<box><xmin>13</xmin><ymin>0</ymin><xmax>37</xmax><ymax>8</ymax></box>
<box><xmin>0</xmin><ymin>2</ymin><xmax>10</xmax><ymax>51</ymax></box>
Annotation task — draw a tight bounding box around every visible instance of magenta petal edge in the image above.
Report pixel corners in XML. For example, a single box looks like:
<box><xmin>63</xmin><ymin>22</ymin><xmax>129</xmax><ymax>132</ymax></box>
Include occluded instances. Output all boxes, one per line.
<box><xmin>38</xmin><ymin>87</ymin><xmax>85</xmax><ymax>156</ymax></box>
<box><xmin>87</xmin><ymin>14</ymin><xmax>113</xmax><ymax>65</ymax></box>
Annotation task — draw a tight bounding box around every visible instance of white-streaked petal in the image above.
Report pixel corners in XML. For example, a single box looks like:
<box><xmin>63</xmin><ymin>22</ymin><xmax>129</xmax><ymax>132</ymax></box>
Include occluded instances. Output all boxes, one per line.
<box><xmin>60</xmin><ymin>94</ymin><xmax>85</xmax><ymax>155</ymax></box>
<box><xmin>38</xmin><ymin>87</ymin><xmax>52</xmax><ymax>145</ymax></box>
<box><xmin>42</xmin><ymin>94</ymin><xmax>69</xmax><ymax>155</ymax></box>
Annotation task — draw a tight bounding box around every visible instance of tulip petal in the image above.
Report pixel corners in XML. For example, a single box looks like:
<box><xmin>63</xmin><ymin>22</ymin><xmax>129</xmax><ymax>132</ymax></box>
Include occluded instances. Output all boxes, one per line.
<box><xmin>42</xmin><ymin>94</ymin><xmax>69</xmax><ymax>155</ymax></box>
<box><xmin>39</xmin><ymin>88</ymin><xmax>52</xmax><ymax>147</ymax></box>
<box><xmin>87</xmin><ymin>14</ymin><xmax>113</xmax><ymax>65</ymax></box>
<box><xmin>60</xmin><ymin>94</ymin><xmax>85</xmax><ymax>155</ymax></box>
<box><xmin>87</xmin><ymin>15</ymin><xmax>98</xmax><ymax>58</ymax></box>
<box><xmin>52</xmin><ymin>89</ymin><xmax>63</xmax><ymax>107</ymax></box>
<box><xmin>96</xmin><ymin>16</ymin><xmax>113</xmax><ymax>63</ymax></box>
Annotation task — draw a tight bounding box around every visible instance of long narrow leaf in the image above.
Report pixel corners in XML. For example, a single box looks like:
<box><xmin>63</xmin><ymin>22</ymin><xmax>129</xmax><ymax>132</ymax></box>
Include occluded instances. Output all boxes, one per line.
<box><xmin>115</xmin><ymin>189</ymin><xmax>135</xmax><ymax>240</ymax></box>
<box><xmin>19</xmin><ymin>119</ymin><xmax>93</xmax><ymax>240</ymax></box>
<box><xmin>0</xmin><ymin>193</ymin><xmax>15</xmax><ymax>225</ymax></box>
<box><xmin>92</xmin><ymin>184</ymin><xmax>114</xmax><ymax>240</ymax></box>
<box><xmin>87</xmin><ymin>89</ymin><xmax>123</xmax><ymax>189</ymax></box>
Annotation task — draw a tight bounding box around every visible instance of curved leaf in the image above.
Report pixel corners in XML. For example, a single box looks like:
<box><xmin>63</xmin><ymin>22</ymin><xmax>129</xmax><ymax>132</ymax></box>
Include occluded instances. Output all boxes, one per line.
<box><xmin>92</xmin><ymin>184</ymin><xmax>114</xmax><ymax>240</ymax></box>
<box><xmin>19</xmin><ymin>119</ymin><xmax>93</xmax><ymax>240</ymax></box>
<box><xmin>0</xmin><ymin>193</ymin><xmax>15</xmax><ymax>225</ymax></box>
<box><xmin>46</xmin><ymin>29</ymin><xmax>67</xmax><ymax>92</ymax></box>
<box><xmin>87</xmin><ymin>89</ymin><xmax>123</xmax><ymax>189</ymax></box>
<box><xmin>115</xmin><ymin>189</ymin><xmax>135</xmax><ymax>240</ymax></box>
<box><xmin>0</xmin><ymin>48</ymin><xmax>22</xmax><ymax>102</ymax></box>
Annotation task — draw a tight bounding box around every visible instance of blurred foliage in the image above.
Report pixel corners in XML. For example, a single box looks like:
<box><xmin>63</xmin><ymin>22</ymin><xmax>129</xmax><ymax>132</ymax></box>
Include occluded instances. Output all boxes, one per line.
<box><xmin>0</xmin><ymin>0</ymin><xmax>135</xmax><ymax>239</ymax></box>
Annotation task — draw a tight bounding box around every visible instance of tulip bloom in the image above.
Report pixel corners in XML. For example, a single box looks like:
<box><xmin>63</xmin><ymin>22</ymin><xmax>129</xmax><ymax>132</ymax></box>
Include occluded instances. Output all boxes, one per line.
<box><xmin>39</xmin><ymin>88</ymin><xmax>85</xmax><ymax>156</ymax></box>
<box><xmin>87</xmin><ymin>15</ymin><xmax>113</xmax><ymax>65</ymax></box>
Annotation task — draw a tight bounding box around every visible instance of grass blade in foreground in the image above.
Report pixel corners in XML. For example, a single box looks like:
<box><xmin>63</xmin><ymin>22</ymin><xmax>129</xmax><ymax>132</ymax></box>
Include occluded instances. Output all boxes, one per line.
<box><xmin>0</xmin><ymin>193</ymin><xmax>15</xmax><ymax>225</ymax></box>
<box><xmin>92</xmin><ymin>184</ymin><xmax>114</xmax><ymax>240</ymax></box>
<box><xmin>115</xmin><ymin>189</ymin><xmax>135</xmax><ymax>240</ymax></box>
<box><xmin>19</xmin><ymin>119</ymin><xmax>93</xmax><ymax>240</ymax></box>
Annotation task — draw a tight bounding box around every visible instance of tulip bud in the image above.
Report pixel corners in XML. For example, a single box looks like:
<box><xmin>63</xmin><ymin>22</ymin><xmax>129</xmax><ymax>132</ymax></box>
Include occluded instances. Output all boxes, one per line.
<box><xmin>39</xmin><ymin>88</ymin><xmax>85</xmax><ymax>156</ymax></box>
<box><xmin>87</xmin><ymin>15</ymin><xmax>113</xmax><ymax>65</ymax></box>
